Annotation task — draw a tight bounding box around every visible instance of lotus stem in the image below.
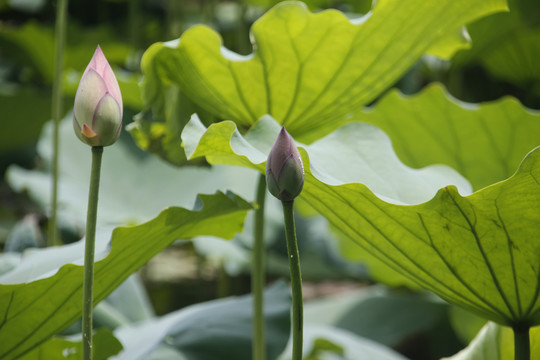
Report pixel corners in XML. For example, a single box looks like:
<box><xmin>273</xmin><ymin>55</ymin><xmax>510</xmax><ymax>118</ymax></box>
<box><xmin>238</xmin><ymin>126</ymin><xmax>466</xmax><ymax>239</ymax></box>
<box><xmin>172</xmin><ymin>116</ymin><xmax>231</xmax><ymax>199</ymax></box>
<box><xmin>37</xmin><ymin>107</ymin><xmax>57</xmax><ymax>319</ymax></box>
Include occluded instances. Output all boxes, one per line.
<box><xmin>49</xmin><ymin>0</ymin><xmax>69</xmax><ymax>246</ymax></box>
<box><xmin>513</xmin><ymin>325</ymin><xmax>530</xmax><ymax>360</ymax></box>
<box><xmin>252</xmin><ymin>174</ymin><xmax>267</xmax><ymax>360</ymax></box>
<box><xmin>82</xmin><ymin>146</ymin><xmax>103</xmax><ymax>360</ymax></box>
<box><xmin>282</xmin><ymin>200</ymin><xmax>303</xmax><ymax>360</ymax></box>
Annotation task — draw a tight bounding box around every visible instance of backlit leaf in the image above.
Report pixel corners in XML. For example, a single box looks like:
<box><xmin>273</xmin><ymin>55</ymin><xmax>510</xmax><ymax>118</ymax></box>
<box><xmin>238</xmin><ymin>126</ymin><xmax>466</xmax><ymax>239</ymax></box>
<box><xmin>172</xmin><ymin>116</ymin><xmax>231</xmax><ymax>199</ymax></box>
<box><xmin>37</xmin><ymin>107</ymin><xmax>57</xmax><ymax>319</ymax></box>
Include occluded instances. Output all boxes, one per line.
<box><xmin>180</xmin><ymin>115</ymin><xmax>540</xmax><ymax>328</ymax></box>
<box><xmin>140</xmin><ymin>0</ymin><xmax>507</xmax><ymax>144</ymax></box>
<box><xmin>357</xmin><ymin>84</ymin><xmax>540</xmax><ymax>190</ymax></box>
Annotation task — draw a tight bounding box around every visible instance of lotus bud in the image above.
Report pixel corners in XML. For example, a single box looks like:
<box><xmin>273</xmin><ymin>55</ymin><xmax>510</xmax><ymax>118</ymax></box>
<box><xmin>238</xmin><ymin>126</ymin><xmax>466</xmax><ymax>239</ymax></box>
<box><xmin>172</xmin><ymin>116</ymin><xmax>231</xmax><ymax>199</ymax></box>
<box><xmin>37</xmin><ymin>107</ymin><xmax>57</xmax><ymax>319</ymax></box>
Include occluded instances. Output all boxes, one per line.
<box><xmin>266</xmin><ymin>127</ymin><xmax>304</xmax><ymax>202</ymax></box>
<box><xmin>73</xmin><ymin>45</ymin><xmax>123</xmax><ymax>147</ymax></box>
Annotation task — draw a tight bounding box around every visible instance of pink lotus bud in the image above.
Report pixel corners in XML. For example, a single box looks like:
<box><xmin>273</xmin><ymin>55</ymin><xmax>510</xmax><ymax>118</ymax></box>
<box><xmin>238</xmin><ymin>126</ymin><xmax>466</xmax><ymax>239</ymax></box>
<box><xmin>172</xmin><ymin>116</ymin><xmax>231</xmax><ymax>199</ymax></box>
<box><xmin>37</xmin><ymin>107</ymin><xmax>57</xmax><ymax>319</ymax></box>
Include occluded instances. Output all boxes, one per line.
<box><xmin>73</xmin><ymin>45</ymin><xmax>123</xmax><ymax>147</ymax></box>
<box><xmin>266</xmin><ymin>127</ymin><xmax>304</xmax><ymax>202</ymax></box>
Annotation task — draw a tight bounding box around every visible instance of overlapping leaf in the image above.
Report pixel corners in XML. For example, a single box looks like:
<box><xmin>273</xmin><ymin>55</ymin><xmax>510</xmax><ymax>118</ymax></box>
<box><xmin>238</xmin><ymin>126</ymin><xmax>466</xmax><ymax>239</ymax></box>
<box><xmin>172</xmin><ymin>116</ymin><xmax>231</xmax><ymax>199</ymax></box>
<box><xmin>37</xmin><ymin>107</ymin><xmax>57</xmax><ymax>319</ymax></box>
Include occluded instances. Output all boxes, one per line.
<box><xmin>0</xmin><ymin>192</ymin><xmax>251</xmax><ymax>360</ymax></box>
<box><xmin>182</xmin><ymin>115</ymin><xmax>472</xmax><ymax>205</ymax></box>
<box><xmin>141</xmin><ymin>0</ymin><xmax>506</xmax><ymax>144</ymax></box>
<box><xmin>183</xmin><ymin>114</ymin><xmax>472</xmax><ymax>287</ymax></box>
<box><xmin>181</xmin><ymin>116</ymin><xmax>540</xmax><ymax>327</ymax></box>
<box><xmin>357</xmin><ymin>84</ymin><xmax>540</xmax><ymax>190</ymax></box>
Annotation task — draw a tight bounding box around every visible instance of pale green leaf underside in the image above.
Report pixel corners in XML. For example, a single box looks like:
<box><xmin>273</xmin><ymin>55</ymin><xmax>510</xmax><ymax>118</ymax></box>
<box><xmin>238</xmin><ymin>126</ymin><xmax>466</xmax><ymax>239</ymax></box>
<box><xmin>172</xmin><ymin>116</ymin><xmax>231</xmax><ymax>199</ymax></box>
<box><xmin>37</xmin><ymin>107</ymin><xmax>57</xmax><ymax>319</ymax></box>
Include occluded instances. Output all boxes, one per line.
<box><xmin>0</xmin><ymin>192</ymin><xmax>251</xmax><ymax>360</ymax></box>
<box><xmin>182</xmin><ymin>117</ymin><xmax>540</xmax><ymax>327</ymax></box>
<box><xmin>183</xmin><ymin>115</ymin><xmax>472</xmax><ymax>205</ymax></box>
<box><xmin>141</xmin><ymin>0</ymin><xmax>506</xmax><ymax>143</ymax></box>
<box><xmin>358</xmin><ymin>84</ymin><xmax>540</xmax><ymax>190</ymax></box>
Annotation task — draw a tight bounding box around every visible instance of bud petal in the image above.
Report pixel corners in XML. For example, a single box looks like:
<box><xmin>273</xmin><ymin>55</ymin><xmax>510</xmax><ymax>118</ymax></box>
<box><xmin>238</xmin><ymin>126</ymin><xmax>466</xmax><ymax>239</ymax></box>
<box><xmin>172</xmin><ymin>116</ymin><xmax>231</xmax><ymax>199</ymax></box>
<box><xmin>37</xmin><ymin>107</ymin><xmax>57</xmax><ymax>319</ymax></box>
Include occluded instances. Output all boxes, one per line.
<box><xmin>266</xmin><ymin>127</ymin><xmax>304</xmax><ymax>201</ymax></box>
<box><xmin>73</xmin><ymin>45</ymin><xmax>123</xmax><ymax>147</ymax></box>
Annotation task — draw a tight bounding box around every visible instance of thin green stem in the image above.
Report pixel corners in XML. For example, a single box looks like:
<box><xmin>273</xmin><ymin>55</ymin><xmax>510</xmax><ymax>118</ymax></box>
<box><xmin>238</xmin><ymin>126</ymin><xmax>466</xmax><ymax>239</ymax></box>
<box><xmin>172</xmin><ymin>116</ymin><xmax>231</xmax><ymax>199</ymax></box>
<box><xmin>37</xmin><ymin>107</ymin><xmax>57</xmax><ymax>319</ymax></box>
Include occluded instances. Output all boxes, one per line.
<box><xmin>513</xmin><ymin>325</ymin><xmax>530</xmax><ymax>360</ymax></box>
<box><xmin>49</xmin><ymin>0</ymin><xmax>69</xmax><ymax>246</ymax></box>
<box><xmin>252</xmin><ymin>174</ymin><xmax>267</xmax><ymax>360</ymax></box>
<box><xmin>217</xmin><ymin>263</ymin><xmax>231</xmax><ymax>298</ymax></box>
<box><xmin>282</xmin><ymin>200</ymin><xmax>303</xmax><ymax>360</ymax></box>
<box><xmin>82</xmin><ymin>146</ymin><xmax>103</xmax><ymax>360</ymax></box>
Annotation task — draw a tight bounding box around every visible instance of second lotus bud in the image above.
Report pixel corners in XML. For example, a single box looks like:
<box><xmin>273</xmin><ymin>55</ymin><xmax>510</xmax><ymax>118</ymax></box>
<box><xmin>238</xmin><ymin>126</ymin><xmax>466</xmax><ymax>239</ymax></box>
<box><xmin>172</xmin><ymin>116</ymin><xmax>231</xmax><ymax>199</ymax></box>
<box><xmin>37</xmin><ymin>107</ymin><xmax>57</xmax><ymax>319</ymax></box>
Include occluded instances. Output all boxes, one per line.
<box><xmin>266</xmin><ymin>127</ymin><xmax>305</xmax><ymax>202</ymax></box>
<box><xmin>73</xmin><ymin>45</ymin><xmax>123</xmax><ymax>147</ymax></box>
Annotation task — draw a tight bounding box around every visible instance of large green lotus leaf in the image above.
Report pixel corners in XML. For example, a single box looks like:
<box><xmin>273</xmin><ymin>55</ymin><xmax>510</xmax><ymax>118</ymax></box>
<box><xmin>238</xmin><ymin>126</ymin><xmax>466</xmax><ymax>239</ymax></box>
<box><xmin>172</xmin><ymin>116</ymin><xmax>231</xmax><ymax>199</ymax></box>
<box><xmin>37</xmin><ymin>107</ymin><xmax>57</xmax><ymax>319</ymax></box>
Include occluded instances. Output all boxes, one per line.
<box><xmin>305</xmin><ymin>149</ymin><xmax>540</xmax><ymax>327</ymax></box>
<box><xmin>357</xmin><ymin>84</ymin><xmax>540</xmax><ymax>190</ymax></box>
<box><xmin>443</xmin><ymin>322</ymin><xmax>540</xmax><ymax>360</ymax></box>
<box><xmin>141</xmin><ymin>0</ymin><xmax>506</xmax><ymax>143</ymax></box>
<box><xmin>181</xmin><ymin>116</ymin><xmax>540</xmax><ymax>327</ymax></box>
<box><xmin>0</xmin><ymin>191</ymin><xmax>251</xmax><ymax>360</ymax></box>
<box><xmin>183</xmin><ymin>115</ymin><xmax>470</xmax><ymax>287</ymax></box>
<box><xmin>182</xmin><ymin>115</ymin><xmax>472</xmax><ymax>205</ymax></box>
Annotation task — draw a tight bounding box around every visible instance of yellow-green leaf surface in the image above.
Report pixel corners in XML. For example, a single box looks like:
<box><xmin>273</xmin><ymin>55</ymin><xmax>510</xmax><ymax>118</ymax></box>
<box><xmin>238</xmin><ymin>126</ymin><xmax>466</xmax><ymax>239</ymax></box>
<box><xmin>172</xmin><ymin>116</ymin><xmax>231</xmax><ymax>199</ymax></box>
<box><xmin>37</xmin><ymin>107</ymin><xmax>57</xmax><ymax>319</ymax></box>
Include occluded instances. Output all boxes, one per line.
<box><xmin>0</xmin><ymin>192</ymin><xmax>251</xmax><ymax>360</ymax></box>
<box><xmin>141</xmin><ymin>0</ymin><xmax>507</xmax><ymax>143</ymax></box>
<box><xmin>358</xmin><ymin>84</ymin><xmax>540</xmax><ymax>190</ymax></box>
<box><xmin>182</xmin><ymin>117</ymin><xmax>540</xmax><ymax>327</ymax></box>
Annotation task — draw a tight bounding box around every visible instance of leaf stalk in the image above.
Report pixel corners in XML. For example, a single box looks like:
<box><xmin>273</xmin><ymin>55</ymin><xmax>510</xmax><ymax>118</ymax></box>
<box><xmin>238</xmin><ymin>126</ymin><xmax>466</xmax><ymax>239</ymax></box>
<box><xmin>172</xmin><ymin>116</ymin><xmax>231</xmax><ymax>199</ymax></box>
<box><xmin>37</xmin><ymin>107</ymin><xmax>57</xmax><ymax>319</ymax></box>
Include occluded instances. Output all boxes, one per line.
<box><xmin>513</xmin><ymin>325</ymin><xmax>530</xmax><ymax>360</ymax></box>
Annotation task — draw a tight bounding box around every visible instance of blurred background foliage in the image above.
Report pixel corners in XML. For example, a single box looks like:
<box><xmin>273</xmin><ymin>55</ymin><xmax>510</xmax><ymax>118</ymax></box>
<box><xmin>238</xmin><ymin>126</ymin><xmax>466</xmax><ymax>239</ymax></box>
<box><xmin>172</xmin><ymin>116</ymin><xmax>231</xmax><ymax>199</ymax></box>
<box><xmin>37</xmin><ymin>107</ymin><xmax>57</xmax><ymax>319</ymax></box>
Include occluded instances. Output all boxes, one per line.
<box><xmin>1</xmin><ymin>0</ymin><xmax>540</xmax><ymax>359</ymax></box>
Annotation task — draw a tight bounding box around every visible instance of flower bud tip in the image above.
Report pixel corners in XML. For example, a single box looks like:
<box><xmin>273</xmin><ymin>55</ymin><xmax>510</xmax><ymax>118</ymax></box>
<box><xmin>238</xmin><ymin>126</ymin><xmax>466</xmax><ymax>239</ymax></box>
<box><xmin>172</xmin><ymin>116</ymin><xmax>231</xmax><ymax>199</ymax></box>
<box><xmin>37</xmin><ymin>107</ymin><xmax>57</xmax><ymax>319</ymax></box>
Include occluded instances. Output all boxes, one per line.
<box><xmin>73</xmin><ymin>46</ymin><xmax>123</xmax><ymax>147</ymax></box>
<box><xmin>266</xmin><ymin>127</ymin><xmax>304</xmax><ymax>201</ymax></box>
